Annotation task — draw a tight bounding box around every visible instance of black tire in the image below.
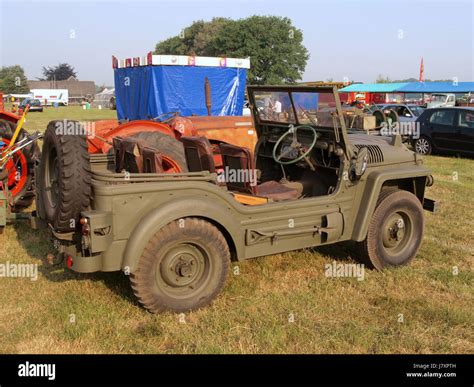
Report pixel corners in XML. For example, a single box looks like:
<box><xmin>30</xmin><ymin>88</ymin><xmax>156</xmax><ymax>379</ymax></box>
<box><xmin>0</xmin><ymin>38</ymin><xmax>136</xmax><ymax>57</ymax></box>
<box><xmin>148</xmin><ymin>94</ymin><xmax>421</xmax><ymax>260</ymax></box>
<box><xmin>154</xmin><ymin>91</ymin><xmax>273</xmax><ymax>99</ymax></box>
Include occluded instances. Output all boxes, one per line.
<box><xmin>372</xmin><ymin>110</ymin><xmax>386</xmax><ymax>127</ymax></box>
<box><xmin>355</xmin><ymin>189</ymin><xmax>424</xmax><ymax>270</ymax></box>
<box><xmin>0</xmin><ymin>119</ymin><xmax>40</xmax><ymax>209</ymax></box>
<box><xmin>129</xmin><ymin>131</ymin><xmax>188</xmax><ymax>172</ymax></box>
<box><xmin>38</xmin><ymin>120</ymin><xmax>91</xmax><ymax>232</ymax></box>
<box><xmin>414</xmin><ymin>135</ymin><xmax>433</xmax><ymax>155</ymax></box>
<box><xmin>130</xmin><ymin>218</ymin><xmax>230</xmax><ymax>313</ymax></box>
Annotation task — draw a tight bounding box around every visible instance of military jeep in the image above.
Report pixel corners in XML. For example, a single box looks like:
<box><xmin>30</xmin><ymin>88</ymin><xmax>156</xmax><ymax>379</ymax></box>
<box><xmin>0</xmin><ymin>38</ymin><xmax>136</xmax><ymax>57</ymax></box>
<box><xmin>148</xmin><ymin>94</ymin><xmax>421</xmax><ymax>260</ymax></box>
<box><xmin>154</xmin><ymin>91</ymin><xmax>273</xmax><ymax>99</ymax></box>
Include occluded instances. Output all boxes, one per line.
<box><xmin>35</xmin><ymin>86</ymin><xmax>435</xmax><ymax>313</ymax></box>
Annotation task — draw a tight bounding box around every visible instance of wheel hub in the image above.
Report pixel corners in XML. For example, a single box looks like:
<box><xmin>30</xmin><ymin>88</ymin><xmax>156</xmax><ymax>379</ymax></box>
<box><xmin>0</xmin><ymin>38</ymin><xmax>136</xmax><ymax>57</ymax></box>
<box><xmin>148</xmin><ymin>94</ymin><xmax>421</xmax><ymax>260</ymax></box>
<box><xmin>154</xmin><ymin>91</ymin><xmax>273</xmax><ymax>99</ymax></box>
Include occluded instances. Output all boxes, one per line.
<box><xmin>160</xmin><ymin>246</ymin><xmax>204</xmax><ymax>288</ymax></box>
<box><xmin>383</xmin><ymin>215</ymin><xmax>406</xmax><ymax>248</ymax></box>
<box><xmin>416</xmin><ymin>139</ymin><xmax>429</xmax><ymax>154</ymax></box>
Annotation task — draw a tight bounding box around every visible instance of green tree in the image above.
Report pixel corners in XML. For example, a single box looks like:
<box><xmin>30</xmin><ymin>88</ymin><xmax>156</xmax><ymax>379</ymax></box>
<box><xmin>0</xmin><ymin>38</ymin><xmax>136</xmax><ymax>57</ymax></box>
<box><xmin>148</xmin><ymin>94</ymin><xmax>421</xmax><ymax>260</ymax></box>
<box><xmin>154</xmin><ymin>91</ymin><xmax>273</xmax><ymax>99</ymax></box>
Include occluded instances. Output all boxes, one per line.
<box><xmin>375</xmin><ymin>74</ymin><xmax>392</xmax><ymax>84</ymax></box>
<box><xmin>154</xmin><ymin>16</ymin><xmax>309</xmax><ymax>85</ymax></box>
<box><xmin>0</xmin><ymin>65</ymin><xmax>29</xmax><ymax>94</ymax></box>
<box><xmin>41</xmin><ymin>63</ymin><xmax>77</xmax><ymax>81</ymax></box>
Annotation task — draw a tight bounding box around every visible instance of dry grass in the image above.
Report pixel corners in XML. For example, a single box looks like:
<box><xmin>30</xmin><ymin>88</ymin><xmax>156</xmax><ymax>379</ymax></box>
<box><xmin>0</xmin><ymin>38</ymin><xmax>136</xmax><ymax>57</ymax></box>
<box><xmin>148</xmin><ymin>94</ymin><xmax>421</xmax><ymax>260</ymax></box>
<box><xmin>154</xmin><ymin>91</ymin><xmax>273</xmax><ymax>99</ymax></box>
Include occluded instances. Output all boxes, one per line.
<box><xmin>0</xmin><ymin>107</ymin><xmax>472</xmax><ymax>353</ymax></box>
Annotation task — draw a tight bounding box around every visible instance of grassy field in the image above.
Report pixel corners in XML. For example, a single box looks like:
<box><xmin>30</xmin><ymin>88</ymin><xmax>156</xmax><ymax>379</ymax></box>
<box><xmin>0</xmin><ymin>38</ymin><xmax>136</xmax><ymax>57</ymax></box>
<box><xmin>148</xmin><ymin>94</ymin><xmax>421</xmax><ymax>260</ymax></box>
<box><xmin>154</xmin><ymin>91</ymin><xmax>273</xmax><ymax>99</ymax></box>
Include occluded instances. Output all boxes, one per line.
<box><xmin>0</xmin><ymin>107</ymin><xmax>472</xmax><ymax>354</ymax></box>
<box><xmin>4</xmin><ymin>104</ymin><xmax>117</xmax><ymax>132</ymax></box>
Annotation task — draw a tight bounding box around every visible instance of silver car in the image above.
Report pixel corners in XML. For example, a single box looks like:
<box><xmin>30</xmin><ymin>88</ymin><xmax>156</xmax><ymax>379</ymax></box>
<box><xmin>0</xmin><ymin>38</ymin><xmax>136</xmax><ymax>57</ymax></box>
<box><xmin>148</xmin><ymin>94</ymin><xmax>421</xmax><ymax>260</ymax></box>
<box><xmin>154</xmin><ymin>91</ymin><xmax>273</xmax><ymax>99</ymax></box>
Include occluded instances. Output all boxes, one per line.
<box><xmin>379</xmin><ymin>104</ymin><xmax>425</xmax><ymax>122</ymax></box>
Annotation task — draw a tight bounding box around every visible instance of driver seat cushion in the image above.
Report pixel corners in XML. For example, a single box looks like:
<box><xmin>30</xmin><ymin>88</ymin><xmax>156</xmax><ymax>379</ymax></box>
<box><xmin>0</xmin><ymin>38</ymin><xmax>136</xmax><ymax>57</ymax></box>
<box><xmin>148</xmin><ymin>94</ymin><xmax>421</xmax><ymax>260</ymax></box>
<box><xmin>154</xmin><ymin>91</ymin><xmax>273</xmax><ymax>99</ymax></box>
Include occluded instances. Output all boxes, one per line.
<box><xmin>219</xmin><ymin>143</ymin><xmax>300</xmax><ymax>202</ymax></box>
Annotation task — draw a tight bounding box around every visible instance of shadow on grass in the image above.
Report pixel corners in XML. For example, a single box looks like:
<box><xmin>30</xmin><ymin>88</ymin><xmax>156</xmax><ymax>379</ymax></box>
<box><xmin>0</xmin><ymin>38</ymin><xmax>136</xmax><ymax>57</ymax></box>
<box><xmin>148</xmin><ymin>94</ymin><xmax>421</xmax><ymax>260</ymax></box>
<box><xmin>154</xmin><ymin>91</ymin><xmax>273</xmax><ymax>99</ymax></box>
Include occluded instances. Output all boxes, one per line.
<box><xmin>12</xmin><ymin>220</ymin><xmax>139</xmax><ymax>307</ymax></box>
<box><xmin>309</xmin><ymin>241</ymin><xmax>359</xmax><ymax>262</ymax></box>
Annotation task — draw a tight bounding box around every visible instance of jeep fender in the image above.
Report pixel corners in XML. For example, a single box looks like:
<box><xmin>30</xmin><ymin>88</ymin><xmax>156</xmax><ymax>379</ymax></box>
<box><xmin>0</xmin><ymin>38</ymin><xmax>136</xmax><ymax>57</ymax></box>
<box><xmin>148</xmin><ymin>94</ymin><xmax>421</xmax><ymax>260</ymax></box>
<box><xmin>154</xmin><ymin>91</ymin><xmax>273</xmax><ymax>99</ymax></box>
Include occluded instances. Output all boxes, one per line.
<box><xmin>351</xmin><ymin>165</ymin><xmax>430</xmax><ymax>241</ymax></box>
<box><xmin>122</xmin><ymin>197</ymin><xmax>242</xmax><ymax>273</ymax></box>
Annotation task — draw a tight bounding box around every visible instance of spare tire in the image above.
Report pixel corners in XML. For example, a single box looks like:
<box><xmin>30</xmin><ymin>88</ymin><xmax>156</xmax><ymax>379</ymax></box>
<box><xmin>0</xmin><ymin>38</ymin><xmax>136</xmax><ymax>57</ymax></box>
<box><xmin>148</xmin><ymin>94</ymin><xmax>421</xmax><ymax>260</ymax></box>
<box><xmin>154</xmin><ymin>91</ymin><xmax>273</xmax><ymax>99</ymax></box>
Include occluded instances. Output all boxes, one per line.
<box><xmin>0</xmin><ymin>119</ymin><xmax>40</xmax><ymax>209</ymax></box>
<box><xmin>372</xmin><ymin>110</ymin><xmax>386</xmax><ymax>127</ymax></box>
<box><xmin>385</xmin><ymin>109</ymin><xmax>399</xmax><ymax>126</ymax></box>
<box><xmin>38</xmin><ymin>120</ymin><xmax>91</xmax><ymax>232</ymax></box>
<box><xmin>129</xmin><ymin>131</ymin><xmax>188</xmax><ymax>173</ymax></box>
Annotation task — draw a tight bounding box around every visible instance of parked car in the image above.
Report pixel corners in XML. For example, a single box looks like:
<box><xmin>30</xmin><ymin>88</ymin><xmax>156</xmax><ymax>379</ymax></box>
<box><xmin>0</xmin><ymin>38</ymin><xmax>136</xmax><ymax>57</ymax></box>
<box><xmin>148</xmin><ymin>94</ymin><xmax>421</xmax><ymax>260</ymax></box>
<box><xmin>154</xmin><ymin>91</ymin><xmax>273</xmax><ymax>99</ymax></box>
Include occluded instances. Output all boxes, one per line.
<box><xmin>426</xmin><ymin>93</ymin><xmax>456</xmax><ymax>108</ymax></box>
<box><xmin>19</xmin><ymin>98</ymin><xmax>43</xmax><ymax>112</ymax></box>
<box><xmin>379</xmin><ymin>104</ymin><xmax>425</xmax><ymax>122</ymax></box>
<box><xmin>413</xmin><ymin>107</ymin><xmax>474</xmax><ymax>156</ymax></box>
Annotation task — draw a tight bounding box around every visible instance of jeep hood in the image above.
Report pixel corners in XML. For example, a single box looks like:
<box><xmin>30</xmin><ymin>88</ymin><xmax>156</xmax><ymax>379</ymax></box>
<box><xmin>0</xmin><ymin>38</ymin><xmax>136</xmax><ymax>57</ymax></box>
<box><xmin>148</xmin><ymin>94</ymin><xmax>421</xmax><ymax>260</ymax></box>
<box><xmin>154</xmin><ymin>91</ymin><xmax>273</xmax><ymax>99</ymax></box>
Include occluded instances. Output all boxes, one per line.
<box><xmin>348</xmin><ymin>133</ymin><xmax>416</xmax><ymax>165</ymax></box>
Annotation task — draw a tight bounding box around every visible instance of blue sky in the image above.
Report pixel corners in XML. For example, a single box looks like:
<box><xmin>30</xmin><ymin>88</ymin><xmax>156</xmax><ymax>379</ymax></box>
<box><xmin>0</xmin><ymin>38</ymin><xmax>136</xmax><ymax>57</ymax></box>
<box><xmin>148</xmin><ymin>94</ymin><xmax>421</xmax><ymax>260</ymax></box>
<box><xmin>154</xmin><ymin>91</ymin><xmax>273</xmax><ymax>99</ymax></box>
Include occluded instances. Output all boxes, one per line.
<box><xmin>1</xmin><ymin>0</ymin><xmax>473</xmax><ymax>85</ymax></box>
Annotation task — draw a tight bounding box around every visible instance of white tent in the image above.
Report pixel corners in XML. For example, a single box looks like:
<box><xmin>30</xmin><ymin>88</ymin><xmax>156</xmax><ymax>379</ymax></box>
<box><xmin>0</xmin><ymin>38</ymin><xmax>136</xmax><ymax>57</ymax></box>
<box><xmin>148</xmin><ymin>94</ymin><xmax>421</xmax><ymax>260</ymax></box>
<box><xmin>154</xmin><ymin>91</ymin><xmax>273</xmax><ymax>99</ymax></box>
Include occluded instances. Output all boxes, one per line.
<box><xmin>93</xmin><ymin>88</ymin><xmax>115</xmax><ymax>109</ymax></box>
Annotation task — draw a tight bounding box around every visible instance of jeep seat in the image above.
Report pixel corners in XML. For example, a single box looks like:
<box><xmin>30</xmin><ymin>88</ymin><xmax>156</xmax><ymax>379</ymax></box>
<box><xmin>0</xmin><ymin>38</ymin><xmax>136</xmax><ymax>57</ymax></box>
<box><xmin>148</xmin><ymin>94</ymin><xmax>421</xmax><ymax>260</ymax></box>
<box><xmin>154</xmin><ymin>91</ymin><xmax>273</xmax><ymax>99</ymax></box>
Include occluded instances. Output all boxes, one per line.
<box><xmin>112</xmin><ymin>137</ymin><xmax>125</xmax><ymax>173</ymax></box>
<box><xmin>180</xmin><ymin>136</ymin><xmax>216</xmax><ymax>173</ymax></box>
<box><xmin>122</xmin><ymin>138</ymin><xmax>143</xmax><ymax>173</ymax></box>
<box><xmin>141</xmin><ymin>147</ymin><xmax>164</xmax><ymax>173</ymax></box>
<box><xmin>219</xmin><ymin>143</ymin><xmax>300</xmax><ymax>202</ymax></box>
<box><xmin>113</xmin><ymin>137</ymin><xmax>164</xmax><ymax>174</ymax></box>
<box><xmin>113</xmin><ymin>137</ymin><xmax>142</xmax><ymax>173</ymax></box>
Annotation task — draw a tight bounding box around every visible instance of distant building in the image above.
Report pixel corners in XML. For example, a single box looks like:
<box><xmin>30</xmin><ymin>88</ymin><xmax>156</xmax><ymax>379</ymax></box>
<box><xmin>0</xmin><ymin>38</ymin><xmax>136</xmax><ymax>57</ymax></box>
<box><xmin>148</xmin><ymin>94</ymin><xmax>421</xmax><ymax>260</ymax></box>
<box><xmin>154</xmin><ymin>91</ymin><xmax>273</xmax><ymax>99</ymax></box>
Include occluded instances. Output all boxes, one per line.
<box><xmin>339</xmin><ymin>81</ymin><xmax>474</xmax><ymax>105</ymax></box>
<box><xmin>27</xmin><ymin>77</ymin><xmax>96</xmax><ymax>104</ymax></box>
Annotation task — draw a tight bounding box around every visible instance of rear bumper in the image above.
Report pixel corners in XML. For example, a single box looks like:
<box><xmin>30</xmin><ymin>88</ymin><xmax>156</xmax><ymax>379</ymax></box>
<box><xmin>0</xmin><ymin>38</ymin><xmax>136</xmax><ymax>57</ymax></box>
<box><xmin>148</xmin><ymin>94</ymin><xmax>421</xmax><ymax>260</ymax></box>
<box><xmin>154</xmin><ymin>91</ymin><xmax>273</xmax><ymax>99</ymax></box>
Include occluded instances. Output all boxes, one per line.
<box><xmin>58</xmin><ymin>239</ymin><xmax>127</xmax><ymax>274</ymax></box>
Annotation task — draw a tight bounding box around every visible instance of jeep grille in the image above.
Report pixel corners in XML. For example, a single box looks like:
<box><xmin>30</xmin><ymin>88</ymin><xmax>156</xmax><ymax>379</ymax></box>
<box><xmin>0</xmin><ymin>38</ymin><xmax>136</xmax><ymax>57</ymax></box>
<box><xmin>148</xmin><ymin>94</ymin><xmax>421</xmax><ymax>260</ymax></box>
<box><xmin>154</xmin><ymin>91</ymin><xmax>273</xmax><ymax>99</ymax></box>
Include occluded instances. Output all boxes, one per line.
<box><xmin>353</xmin><ymin>144</ymin><xmax>384</xmax><ymax>164</ymax></box>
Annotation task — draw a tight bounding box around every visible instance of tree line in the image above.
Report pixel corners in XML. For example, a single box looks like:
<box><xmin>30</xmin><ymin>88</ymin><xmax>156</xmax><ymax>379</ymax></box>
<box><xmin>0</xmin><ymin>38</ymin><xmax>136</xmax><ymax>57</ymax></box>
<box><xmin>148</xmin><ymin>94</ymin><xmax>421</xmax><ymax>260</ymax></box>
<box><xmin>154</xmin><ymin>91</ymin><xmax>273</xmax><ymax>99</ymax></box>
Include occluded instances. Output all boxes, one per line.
<box><xmin>0</xmin><ymin>64</ymin><xmax>77</xmax><ymax>94</ymax></box>
<box><xmin>154</xmin><ymin>16</ymin><xmax>309</xmax><ymax>85</ymax></box>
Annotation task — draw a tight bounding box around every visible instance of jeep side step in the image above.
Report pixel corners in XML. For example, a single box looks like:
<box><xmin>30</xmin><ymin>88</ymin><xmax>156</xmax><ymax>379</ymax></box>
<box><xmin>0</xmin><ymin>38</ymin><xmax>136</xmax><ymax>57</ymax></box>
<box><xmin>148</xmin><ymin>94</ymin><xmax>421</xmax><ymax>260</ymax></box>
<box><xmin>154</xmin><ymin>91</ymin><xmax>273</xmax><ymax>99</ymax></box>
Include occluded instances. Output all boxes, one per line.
<box><xmin>423</xmin><ymin>198</ymin><xmax>438</xmax><ymax>212</ymax></box>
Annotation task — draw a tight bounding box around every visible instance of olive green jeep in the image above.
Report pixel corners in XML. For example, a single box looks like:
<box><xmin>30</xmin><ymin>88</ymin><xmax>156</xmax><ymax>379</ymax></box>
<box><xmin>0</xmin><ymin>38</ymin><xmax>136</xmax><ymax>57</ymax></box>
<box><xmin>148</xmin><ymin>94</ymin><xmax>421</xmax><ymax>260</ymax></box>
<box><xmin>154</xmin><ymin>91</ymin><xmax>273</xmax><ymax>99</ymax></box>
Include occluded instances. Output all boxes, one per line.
<box><xmin>34</xmin><ymin>86</ymin><xmax>436</xmax><ymax>313</ymax></box>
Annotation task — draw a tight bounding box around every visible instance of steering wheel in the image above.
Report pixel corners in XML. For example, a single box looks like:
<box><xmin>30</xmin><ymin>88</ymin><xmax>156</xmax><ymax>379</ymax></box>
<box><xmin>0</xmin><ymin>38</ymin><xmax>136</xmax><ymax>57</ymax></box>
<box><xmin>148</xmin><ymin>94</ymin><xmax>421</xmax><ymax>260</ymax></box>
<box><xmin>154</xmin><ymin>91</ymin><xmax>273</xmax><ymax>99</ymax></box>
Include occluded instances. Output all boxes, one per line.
<box><xmin>272</xmin><ymin>125</ymin><xmax>318</xmax><ymax>165</ymax></box>
<box><xmin>152</xmin><ymin>111</ymin><xmax>179</xmax><ymax>124</ymax></box>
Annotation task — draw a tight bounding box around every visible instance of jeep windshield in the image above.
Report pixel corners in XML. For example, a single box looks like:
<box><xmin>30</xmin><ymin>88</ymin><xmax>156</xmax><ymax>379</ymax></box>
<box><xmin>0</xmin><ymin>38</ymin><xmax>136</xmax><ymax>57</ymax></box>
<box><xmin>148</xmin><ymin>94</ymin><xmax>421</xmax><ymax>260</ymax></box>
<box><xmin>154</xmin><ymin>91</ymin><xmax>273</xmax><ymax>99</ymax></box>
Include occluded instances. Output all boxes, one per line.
<box><xmin>253</xmin><ymin>89</ymin><xmax>342</xmax><ymax>129</ymax></box>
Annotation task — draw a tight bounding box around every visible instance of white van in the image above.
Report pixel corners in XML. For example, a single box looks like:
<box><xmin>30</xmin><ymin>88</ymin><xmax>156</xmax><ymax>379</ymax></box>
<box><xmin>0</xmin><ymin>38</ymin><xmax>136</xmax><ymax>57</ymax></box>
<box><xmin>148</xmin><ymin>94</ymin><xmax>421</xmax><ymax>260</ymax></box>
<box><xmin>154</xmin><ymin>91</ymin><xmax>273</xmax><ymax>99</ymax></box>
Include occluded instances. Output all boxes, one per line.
<box><xmin>30</xmin><ymin>89</ymin><xmax>69</xmax><ymax>106</ymax></box>
<box><xmin>427</xmin><ymin>93</ymin><xmax>456</xmax><ymax>108</ymax></box>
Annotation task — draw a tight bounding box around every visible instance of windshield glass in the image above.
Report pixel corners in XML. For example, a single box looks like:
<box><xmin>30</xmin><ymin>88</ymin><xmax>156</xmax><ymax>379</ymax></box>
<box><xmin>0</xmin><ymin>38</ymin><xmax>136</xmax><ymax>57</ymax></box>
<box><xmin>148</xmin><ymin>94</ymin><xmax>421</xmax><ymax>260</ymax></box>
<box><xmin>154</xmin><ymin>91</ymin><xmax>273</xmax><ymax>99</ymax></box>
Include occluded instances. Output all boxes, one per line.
<box><xmin>254</xmin><ymin>92</ymin><xmax>295</xmax><ymax>123</ymax></box>
<box><xmin>431</xmin><ymin>94</ymin><xmax>447</xmax><ymax>102</ymax></box>
<box><xmin>409</xmin><ymin>106</ymin><xmax>424</xmax><ymax>116</ymax></box>
<box><xmin>253</xmin><ymin>90</ymin><xmax>338</xmax><ymax>127</ymax></box>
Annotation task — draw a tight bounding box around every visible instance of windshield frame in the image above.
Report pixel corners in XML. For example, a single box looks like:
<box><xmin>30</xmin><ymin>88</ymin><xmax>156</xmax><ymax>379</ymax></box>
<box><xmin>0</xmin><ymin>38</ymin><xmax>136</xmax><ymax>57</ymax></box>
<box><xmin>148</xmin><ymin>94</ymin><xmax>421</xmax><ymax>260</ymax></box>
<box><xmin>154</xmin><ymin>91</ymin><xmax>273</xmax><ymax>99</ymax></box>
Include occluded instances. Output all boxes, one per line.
<box><xmin>247</xmin><ymin>85</ymin><xmax>353</xmax><ymax>159</ymax></box>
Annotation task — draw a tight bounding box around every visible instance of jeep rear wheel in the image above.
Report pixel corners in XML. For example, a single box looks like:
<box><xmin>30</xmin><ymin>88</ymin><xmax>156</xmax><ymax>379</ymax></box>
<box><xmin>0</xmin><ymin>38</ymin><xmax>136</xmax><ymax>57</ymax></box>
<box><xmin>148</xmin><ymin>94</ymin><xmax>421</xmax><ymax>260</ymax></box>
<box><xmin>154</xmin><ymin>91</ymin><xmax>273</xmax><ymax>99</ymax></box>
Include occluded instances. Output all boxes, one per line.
<box><xmin>130</xmin><ymin>218</ymin><xmax>230</xmax><ymax>313</ymax></box>
<box><xmin>356</xmin><ymin>189</ymin><xmax>424</xmax><ymax>270</ymax></box>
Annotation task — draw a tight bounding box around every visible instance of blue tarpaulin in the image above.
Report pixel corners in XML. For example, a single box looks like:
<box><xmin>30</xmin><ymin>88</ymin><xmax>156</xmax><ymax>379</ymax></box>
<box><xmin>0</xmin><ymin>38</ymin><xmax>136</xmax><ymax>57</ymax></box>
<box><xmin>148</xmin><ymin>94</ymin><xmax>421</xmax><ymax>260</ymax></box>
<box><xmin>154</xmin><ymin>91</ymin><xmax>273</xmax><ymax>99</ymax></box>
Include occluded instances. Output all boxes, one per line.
<box><xmin>114</xmin><ymin>65</ymin><xmax>247</xmax><ymax>120</ymax></box>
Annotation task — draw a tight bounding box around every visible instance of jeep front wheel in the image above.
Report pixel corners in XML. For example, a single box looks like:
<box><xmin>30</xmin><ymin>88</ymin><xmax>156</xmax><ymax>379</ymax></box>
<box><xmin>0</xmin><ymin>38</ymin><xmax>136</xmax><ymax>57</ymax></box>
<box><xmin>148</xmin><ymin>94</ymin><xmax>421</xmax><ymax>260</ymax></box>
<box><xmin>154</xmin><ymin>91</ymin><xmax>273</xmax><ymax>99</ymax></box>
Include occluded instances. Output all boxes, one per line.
<box><xmin>356</xmin><ymin>189</ymin><xmax>424</xmax><ymax>270</ymax></box>
<box><xmin>130</xmin><ymin>218</ymin><xmax>230</xmax><ymax>313</ymax></box>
